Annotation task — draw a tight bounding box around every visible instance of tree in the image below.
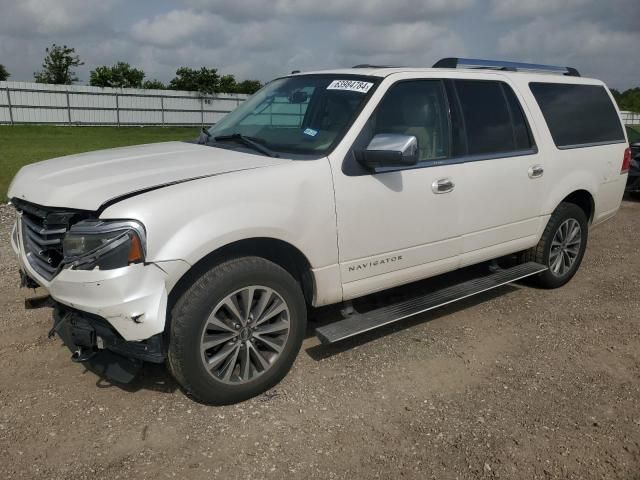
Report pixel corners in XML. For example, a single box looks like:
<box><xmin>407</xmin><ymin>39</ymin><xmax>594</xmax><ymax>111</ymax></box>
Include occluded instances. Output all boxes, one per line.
<box><xmin>169</xmin><ymin>67</ymin><xmax>219</xmax><ymax>94</ymax></box>
<box><xmin>89</xmin><ymin>62</ymin><xmax>145</xmax><ymax>88</ymax></box>
<box><xmin>142</xmin><ymin>79</ymin><xmax>165</xmax><ymax>90</ymax></box>
<box><xmin>0</xmin><ymin>64</ymin><xmax>9</xmax><ymax>81</ymax></box>
<box><xmin>34</xmin><ymin>44</ymin><xmax>84</xmax><ymax>85</ymax></box>
<box><xmin>612</xmin><ymin>87</ymin><xmax>640</xmax><ymax>113</ymax></box>
<box><xmin>219</xmin><ymin>74</ymin><xmax>237</xmax><ymax>93</ymax></box>
<box><xmin>235</xmin><ymin>79</ymin><xmax>262</xmax><ymax>94</ymax></box>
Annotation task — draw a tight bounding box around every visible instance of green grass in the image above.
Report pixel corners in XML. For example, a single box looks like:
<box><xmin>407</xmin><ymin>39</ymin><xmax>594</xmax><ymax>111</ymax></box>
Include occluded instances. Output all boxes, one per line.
<box><xmin>3</xmin><ymin>123</ymin><xmax>639</xmax><ymax>201</ymax></box>
<box><xmin>0</xmin><ymin>125</ymin><xmax>199</xmax><ymax>200</ymax></box>
<box><xmin>627</xmin><ymin>125</ymin><xmax>640</xmax><ymax>144</ymax></box>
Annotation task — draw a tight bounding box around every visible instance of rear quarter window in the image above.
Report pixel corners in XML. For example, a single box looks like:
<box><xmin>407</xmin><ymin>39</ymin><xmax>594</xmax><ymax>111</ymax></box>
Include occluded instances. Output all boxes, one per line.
<box><xmin>529</xmin><ymin>83</ymin><xmax>625</xmax><ymax>148</ymax></box>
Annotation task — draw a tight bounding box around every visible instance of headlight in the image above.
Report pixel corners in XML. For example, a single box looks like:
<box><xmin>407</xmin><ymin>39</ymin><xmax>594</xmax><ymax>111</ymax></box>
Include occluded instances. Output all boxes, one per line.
<box><xmin>62</xmin><ymin>220</ymin><xmax>146</xmax><ymax>271</ymax></box>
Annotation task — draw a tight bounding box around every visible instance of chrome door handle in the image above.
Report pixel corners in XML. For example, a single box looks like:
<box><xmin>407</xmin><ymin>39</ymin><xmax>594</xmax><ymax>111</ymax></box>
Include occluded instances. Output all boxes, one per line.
<box><xmin>432</xmin><ymin>178</ymin><xmax>455</xmax><ymax>194</ymax></box>
<box><xmin>528</xmin><ymin>164</ymin><xmax>544</xmax><ymax>179</ymax></box>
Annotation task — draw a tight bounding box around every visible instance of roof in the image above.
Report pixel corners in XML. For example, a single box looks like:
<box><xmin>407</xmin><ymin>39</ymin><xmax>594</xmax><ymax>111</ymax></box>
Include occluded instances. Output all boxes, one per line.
<box><xmin>291</xmin><ymin>67</ymin><xmax>601</xmax><ymax>85</ymax></box>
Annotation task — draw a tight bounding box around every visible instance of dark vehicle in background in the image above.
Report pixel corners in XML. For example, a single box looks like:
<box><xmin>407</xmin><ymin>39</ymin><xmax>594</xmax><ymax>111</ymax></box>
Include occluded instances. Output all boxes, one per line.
<box><xmin>626</xmin><ymin>126</ymin><xmax>640</xmax><ymax>197</ymax></box>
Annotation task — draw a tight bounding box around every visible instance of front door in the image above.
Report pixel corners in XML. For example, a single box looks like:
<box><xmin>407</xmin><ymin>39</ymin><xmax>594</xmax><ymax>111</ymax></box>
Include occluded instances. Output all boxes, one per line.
<box><xmin>329</xmin><ymin>79</ymin><xmax>464</xmax><ymax>300</ymax></box>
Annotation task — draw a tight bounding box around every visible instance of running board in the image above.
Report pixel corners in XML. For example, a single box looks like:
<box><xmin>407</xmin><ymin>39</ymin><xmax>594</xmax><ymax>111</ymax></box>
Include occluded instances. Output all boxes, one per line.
<box><xmin>315</xmin><ymin>262</ymin><xmax>547</xmax><ymax>344</ymax></box>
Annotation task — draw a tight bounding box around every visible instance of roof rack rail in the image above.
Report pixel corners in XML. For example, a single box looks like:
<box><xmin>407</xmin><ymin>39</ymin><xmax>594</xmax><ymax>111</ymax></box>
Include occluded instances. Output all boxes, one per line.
<box><xmin>352</xmin><ymin>64</ymin><xmax>397</xmax><ymax>69</ymax></box>
<box><xmin>432</xmin><ymin>57</ymin><xmax>580</xmax><ymax>77</ymax></box>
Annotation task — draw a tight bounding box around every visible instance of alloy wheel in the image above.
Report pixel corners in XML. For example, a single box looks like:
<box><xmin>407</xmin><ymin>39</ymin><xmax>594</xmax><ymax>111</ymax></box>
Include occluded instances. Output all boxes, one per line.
<box><xmin>549</xmin><ymin>218</ymin><xmax>582</xmax><ymax>276</ymax></box>
<box><xmin>200</xmin><ymin>286</ymin><xmax>291</xmax><ymax>384</ymax></box>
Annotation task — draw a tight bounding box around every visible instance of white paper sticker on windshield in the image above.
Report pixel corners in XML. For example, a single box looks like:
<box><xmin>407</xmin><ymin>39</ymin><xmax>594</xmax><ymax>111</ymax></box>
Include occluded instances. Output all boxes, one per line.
<box><xmin>327</xmin><ymin>80</ymin><xmax>373</xmax><ymax>94</ymax></box>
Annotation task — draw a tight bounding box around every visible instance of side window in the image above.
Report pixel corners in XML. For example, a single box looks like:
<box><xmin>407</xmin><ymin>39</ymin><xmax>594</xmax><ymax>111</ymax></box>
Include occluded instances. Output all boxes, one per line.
<box><xmin>529</xmin><ymin>83</ymin><xmax>625</xmax><ymax>148</ymax></box>
<box><xmin>372</xmin><ymin>80</ymin><xmax>450</xmax><ymax>162</ymax></box>
<box><xmin>454</xmin><ymin>80</ymin><xmax>516</xmax><ymax>155</ymax></box>
<box><xmin>503</xmin><ymin>85</ymin><xmax>535</xmax><ymax>150</ymax></box>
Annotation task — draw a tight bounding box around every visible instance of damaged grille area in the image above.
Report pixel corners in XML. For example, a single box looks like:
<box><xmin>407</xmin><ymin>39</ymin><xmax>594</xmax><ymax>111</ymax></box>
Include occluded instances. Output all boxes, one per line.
<box><xmin>13</xmin><ymin>199</ymin><xmax>91</xmax><ymax>281</ymax></box>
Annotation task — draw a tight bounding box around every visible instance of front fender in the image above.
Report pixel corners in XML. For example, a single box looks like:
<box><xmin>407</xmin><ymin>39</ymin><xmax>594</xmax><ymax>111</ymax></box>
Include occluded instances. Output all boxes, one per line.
<box><xmin>100</xmin><ymin>159</ymin><xmax>339</xmax><ymax>270</ymax></box>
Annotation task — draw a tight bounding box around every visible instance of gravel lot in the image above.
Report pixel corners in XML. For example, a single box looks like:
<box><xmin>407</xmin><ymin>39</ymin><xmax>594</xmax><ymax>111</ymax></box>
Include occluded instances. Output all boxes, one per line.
<box><xmin>1</xmin><ymin>200</ymin><xmax>639</xmax><ymax>479</ymax></box>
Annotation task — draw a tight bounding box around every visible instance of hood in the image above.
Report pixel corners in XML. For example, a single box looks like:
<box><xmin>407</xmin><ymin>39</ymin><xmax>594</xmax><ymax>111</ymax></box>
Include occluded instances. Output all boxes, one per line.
<box><xmin>8</xmin><ymin>141</ymin><xmax>287</xmax><ymax>210</ymax></box>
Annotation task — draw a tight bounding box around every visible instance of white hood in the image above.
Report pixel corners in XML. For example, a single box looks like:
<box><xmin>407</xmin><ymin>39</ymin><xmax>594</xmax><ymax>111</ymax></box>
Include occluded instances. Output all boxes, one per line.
<box><xmin>8</xmin><ymin>141</ymin><xmax>287</xmax><ymax>210</ymax></box>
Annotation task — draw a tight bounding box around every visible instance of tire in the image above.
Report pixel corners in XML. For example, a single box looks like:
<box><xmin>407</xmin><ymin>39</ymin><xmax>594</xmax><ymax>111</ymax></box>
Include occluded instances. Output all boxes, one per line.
<box><xmin>168</xmin><ymin>256</ymin><xmax>306</xmax><ymax>405</ymax></box>
<box><xmin>523</xmin><ymin>202</ymin><xmax>588</xmax><ymax>289</ymax></box>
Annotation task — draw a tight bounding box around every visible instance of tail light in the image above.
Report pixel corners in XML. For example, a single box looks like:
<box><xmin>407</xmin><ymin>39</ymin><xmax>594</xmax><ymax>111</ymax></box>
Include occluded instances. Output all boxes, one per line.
<box><xmin>621</xmin><ymin>147</ymin><xmax>631</xmax><ymax>174</ymax></box>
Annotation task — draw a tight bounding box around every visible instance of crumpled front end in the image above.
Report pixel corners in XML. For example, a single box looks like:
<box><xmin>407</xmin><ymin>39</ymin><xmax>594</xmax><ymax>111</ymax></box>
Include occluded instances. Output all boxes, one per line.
<box><xmin>10</xmin><ymin>199</ymin><xmax>189</xmax><ymax>381</ymax></box>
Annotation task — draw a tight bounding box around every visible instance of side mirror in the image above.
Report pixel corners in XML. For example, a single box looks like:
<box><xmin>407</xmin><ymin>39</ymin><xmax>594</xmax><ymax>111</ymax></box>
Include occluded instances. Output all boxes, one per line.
<box><xmin>356</xmin><ymin>134</ymin><xmax>419</xmax><ymax>170</ymax></box>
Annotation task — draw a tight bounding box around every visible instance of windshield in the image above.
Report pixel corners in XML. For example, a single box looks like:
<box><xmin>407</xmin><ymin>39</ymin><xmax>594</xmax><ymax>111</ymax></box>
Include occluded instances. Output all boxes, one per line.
<box><xmin>208</xmin><ymin>75</ymin><xmax>379</xmax><ymax>156</ymax></box>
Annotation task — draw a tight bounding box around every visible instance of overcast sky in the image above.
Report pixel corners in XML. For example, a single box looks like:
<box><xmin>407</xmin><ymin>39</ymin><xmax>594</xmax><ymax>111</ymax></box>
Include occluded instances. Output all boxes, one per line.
<box><xmin>0</xmin><ymin>0</ymin><xmax>638</xmax><ymax>89</ymax></box>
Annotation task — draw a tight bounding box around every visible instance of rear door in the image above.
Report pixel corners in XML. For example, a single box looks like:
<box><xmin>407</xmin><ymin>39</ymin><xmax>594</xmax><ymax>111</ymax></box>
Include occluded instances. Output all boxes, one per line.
<box><xmin>447</xmin><ymin>79</ymin><xmax>546</xmax><ymax>266</ymax></box>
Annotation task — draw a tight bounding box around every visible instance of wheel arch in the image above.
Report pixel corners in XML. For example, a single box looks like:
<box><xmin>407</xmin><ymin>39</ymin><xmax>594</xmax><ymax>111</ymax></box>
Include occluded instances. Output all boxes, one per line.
<box><xmin>166</xmin><ymin>237</ymin><xmax>315</xmax><ymax>331</ymax></box>
<box><xmin>559</xmin><ymin>189</ymin><xmax>595</xmax><ymax>223</ymax></box>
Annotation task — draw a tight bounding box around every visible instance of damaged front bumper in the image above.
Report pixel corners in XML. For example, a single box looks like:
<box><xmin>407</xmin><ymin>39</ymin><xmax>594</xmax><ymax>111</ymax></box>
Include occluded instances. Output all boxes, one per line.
<box><xmin>11</xmin><ymin>217</ymin><xmax>191</xmax><ymax>382</ymax></box>
<box><xmin>12</xmin><ymin>217</ymin><xmax>189</xmax><ymax>341</ymax></box>
<box><xmin>52</xmin><ymin>304</ymin><xmax>165</xmax><ymax>383</ymax></box>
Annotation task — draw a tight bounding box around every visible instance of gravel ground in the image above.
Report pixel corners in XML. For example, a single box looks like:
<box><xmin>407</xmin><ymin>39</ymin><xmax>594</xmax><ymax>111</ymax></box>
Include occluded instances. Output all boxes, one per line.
<box><xmin>0</xmin><ymin>200</ymin><xmax>639</xmax><ymax>480</ymax></box>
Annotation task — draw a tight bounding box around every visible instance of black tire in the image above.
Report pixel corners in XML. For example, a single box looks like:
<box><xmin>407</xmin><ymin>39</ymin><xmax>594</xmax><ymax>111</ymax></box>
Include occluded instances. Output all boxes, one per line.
<box><xmin>523</xmin><ymin>202</ymin><xmax>588</xmax><ymax>289</ymax></box>
<box><xmin>168</xmin><ymin>256</ymin><xmax>306</xmax><ymax>405</ymax></box>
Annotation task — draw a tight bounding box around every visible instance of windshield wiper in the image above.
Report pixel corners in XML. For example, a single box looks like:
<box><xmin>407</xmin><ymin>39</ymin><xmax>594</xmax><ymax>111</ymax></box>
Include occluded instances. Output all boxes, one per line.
<box><xmin>213</xmin><ymin>133</ymin><xmax>279</xmax><ymax>158</ymax></box>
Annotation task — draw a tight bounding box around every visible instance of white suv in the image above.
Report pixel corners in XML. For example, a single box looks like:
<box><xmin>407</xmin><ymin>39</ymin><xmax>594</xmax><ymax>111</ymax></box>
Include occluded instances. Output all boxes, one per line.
<box><xmin>8</xmin><ymin>58</ymin><xmax>630</xmax><ymax>404</ymax></box>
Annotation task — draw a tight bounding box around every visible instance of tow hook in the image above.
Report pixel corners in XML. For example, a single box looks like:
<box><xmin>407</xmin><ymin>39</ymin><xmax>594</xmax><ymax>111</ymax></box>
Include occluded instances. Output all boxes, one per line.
<box><xmin>71</xmin><ymin>347</ymin><xmax>96</xmax><ymax>363</ymax></box>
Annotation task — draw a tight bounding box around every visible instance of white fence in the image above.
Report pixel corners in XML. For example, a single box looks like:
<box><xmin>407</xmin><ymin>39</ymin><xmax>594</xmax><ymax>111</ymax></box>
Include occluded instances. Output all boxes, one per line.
<box><xmin>0</xmin><ymin>81</ymin><xmax>249</xmax><ymax>126</ymax></box>
<box><xmin>3</xmin><ymin>80</ymin><xmax>637</xmax><ymax>128</ymax></box>
<box><xmin>621</xmin><ymin>111</ymin><xmax>640</xmax><ymax>125</ymax></box>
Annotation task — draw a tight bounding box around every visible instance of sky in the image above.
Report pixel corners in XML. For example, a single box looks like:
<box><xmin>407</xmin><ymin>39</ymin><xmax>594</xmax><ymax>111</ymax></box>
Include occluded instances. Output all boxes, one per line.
<box><xmin>0</xmin><ymin>0</ymin><xmax>638</xmax><ymax>90</ymax></box>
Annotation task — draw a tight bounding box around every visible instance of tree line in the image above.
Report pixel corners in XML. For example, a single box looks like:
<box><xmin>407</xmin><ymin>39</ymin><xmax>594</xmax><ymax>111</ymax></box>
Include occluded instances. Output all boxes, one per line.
<box><xmin>3</xmin><ymin>45</ymin><xmax>639</xmax><ymax>107</ymax></box>
<box><xmin>0</xmin><ymin>43</ymin><xmax>262</xmax><ymax>95</ymax></box>
<box><xmin>611</xmin><ymin>88</ymin><xmax>640</xmax><ymax>114</ymax></box>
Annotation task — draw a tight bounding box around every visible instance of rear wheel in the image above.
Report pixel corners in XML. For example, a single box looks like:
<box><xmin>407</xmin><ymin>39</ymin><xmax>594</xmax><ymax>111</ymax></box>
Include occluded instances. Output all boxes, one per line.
<box><xmin>168</xmin><ymin>256</ymin><xmax>306</xmax><ymax>405</ymax></box>
<box><xmin>523</xmin><ymin>202</ymin><xmax>588</xmax><ymax>289</ymax></box>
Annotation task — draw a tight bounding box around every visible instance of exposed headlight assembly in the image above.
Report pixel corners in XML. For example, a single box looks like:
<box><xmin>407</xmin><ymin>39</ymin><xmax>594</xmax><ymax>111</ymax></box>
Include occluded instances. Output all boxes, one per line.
<box><xmin>62</xmin><ymin>220</ymin><xmax>146</xmax><ymax>270</ymax></box>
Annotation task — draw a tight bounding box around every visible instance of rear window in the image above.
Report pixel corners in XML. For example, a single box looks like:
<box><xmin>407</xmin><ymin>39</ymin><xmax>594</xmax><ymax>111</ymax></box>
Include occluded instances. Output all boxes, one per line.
<box><xmin>454</xmin><ymin>80</ymin><xmax>534</xmax><ymax>156</ymax></box>
<box><xmin>455</xmin><ymin>80</ymin><xmax>514</xmax><ymax>155</ymax></box>
<box><xmin>529</xmin><ymin>83</ymin><xmax>625</xmax><ymax>148</ymax></box>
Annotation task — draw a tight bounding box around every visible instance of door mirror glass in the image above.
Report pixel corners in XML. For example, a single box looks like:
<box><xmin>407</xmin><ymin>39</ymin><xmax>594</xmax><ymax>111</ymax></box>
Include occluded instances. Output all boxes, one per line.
<box><xmin>356</xmin><ymin>133</ymin><xmax>419</xmax><ymax>170</ymax></box>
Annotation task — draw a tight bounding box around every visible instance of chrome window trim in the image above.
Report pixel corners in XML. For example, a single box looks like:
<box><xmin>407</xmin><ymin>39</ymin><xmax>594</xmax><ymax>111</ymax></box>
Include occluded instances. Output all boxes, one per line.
<box><xmin>370</xmin><ymin>147</ymin><xmax>539</xmax><ymax>174</ymax></box>
<box><xmin>557</xmin><ymin>139</ymin><xmax>627</xmax><ymax>150</ymax></box>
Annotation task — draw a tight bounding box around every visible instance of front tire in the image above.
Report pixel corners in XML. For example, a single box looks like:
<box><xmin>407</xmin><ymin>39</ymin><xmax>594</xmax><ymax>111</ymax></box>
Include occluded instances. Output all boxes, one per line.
<box><xmin>523</xmin><ymin>202</ymin><xmax>588</xmax><ymax>289</ymax></box>
<box><xmin>168</xmin><ymin>256</ymin><xmax>306</xmax><ymax>405</ymax></box>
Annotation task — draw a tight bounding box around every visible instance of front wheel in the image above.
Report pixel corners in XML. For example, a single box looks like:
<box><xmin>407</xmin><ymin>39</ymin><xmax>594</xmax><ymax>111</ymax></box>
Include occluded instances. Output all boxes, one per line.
<box><xmin>168</xmin><ymin>256</ymin><xmax>307</xmax><ymax>405</ymax></box>
<box><xmin>523</xmin><ymin>202</ymin><xmax>588</xmax><ymax>289</ymax></box>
